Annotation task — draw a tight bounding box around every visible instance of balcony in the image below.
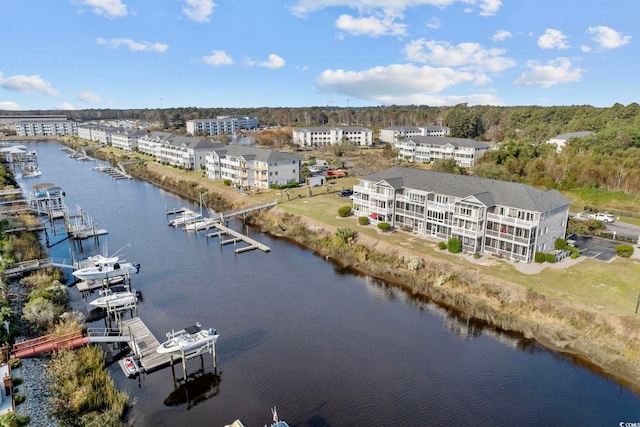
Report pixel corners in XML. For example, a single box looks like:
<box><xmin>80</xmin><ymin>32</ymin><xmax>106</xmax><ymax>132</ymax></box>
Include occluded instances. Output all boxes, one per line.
<box><xmin>486</xmin><ymin>212</ymin><xmax>535</xmax><ymax>228</ymax></box>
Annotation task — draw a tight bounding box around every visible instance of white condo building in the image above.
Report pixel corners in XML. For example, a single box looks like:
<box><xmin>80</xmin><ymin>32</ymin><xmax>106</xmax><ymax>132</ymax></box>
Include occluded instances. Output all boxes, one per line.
<box><xmin>352</xmin><ymin>166</ymin><xmax>570</xmax><ymax>263</ymax></box>
<box><xmin>138</xmin><ymin>132</ymin><xmax>225</xmax><ymax>170</ymax></box>
<box><xmin>205</xmin><ymin>145</ymin><xmax>301</xmax><ymax>190</ymax></box>
<box><xmin>111</xmin><ymin>130</ymin><xmax>148</xmax><ymax>151</ymax></box>
<box><xmin>292</xmin><ymin>126</ymin><xmax>373</xmax><ymax>147</ymax></box>
<box><xmin>15</xmin><ymin>120</ymin><xmax>78</xmax><ymax>136</ymax></box>
<box><xmin>379</xmin><ymin>126</ymin><xmax>450</xmax><ymax>144</ymax></box>
<box><xmin>394</xmin><ymin>136</ymin><xmax>491</xmax><ymax>168</ymax></box>
<box><xmin>186</xmin><ymin>116</ymin><xmax>259</xmax><ymax>136</ymax></box>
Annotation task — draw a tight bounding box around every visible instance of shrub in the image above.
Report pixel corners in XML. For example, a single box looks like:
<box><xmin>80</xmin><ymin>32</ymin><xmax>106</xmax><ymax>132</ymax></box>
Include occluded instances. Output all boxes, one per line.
<box><xmin>406</xmin><ymin>256</ymin><xmax>424</xmax><ymax>271</ymax></box>
<box><xmin>570</xmin><ymin>253</ymin><xmax>580</xmax><ymax>259</ymax></box>
<box><xmin>337</xmin><ymin>206</ymin><xmax>352</xmax><ymax>217</ymax></box>
<box><xmin>223</xmin><ymin>179</ymin><xmax>231</xmax><ymax>187</ymax></box>
<box><xmin>438</xmin><ymin>242</ymin><xmax>447</xmax><ymax>250</ymax></box>
<box><xmin>534</xmin><ymin>252</ymin><xmax>546</xmax><ymax>263</ymax></box>
<box><xmin>554</xmin><ymin>238</ymin><xmax>567</xmax><ymax>250</ymax></box>
<box><xmin>14</xmin><ymin>394</ymin><xmax>25</xmax><ymax>405</ymax></box>
<box><xmin>447</xmin><ymin>238</ymin><xmax>462</xmax><ymax>254</ymax></box>
<box><xmin>544</xmin><ymin>253</ymin><xmax>556</xmax><ymax>263</ymax></box>
<box><xmin>616</xmin><ymin>244</ymin><xmax>634</xmax><ymax>258</ymax></box>
<box><xmin>358</xmin><ymin>216</ymin><xmax>370</xmax><ymax>226</ymax></box>
<box><xmin>377</xmin><ymin>222</ymin><xmax>391</xmax><ymax>232</ymax></box>
<box><xmin>334</xmin><ymin>228</ymin><xmax>354</xmax><ymax>245</ymax></box>
<box><xmin>473</xmin><ymin>252</ymin><xmax>481</xmax><ymax>259</ymax></box>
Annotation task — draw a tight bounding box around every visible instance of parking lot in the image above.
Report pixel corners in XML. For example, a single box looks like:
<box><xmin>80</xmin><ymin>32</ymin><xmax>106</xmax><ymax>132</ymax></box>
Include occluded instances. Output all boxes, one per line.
<box><xmin>571</xmin><ymin>235</ymin><xmax>621</xmax><ymax>262</ymax></box>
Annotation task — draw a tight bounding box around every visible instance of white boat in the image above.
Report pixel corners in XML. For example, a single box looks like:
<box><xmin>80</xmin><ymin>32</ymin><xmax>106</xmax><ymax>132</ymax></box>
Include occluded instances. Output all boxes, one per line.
<box><xmin>22</xmin><ymin>169</ymin><xmax>42</xmax><ymax>178</ymax></box>
<box><xmin>156</xmin><ymin>323</ymin><xmax>219</xmax><ymax>354</ymax></box>
<box><xmin>168</xmin><ymin>208</ymin><xmax>202</xmax><ymax>227</ymax></box>
<box><xmin>226</xmin><ymin>407</ymin><xmax>289</xmax><ymax>427</ymax></box>
<box><xmin>73</xmin><ymin>257</ymin><xmax>140</xmax><ymax>281</ymax></box>
<box><xmin>120</xmin><ymin>356</ymin><xmax>140</xmax><ymax>377</ymax></box>
<box><xmin>89</xmin><ymin>290</ymin><xmax>138</xmax><ymax>308</ymax></box>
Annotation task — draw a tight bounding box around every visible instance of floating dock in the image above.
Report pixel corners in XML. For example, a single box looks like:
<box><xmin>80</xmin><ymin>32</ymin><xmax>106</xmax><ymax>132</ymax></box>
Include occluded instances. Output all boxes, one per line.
<box><xmin>206</xmin><ymin>223</ymin><xmax>270</xmax><ymax>253</ymax></box>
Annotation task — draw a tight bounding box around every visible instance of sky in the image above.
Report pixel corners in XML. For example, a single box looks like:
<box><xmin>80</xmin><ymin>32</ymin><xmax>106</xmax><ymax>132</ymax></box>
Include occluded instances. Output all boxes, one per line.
<box><xmin>0</xmin><ymin>0</ymin><xmax>637</xmax><ymax>111</ymax></box>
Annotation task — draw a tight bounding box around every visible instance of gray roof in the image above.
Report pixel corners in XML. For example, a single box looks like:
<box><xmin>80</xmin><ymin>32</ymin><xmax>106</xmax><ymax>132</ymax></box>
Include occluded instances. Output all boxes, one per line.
<box><xmin>361</xmin><ymin>166</ymin><xmax>569</xmax><ymax>212</ymax></box>
<box><xmin>406</xmin><ymin>136</ymin><xmax>490</xmax><ymax>149</ymax></box>
<box><xmin>296</xmin><ymin>126</ymin><xmax>371</xmax><ymax>132</ymax></box>
<box><xmin>213</xmin><ymin>145</ymin><xmax>301</xmax><ymax>163</ymax></box>
<box><xmin>144</xmin><ymin>132</ymin><xmax>225</xmax><ymax>150</ymax></box>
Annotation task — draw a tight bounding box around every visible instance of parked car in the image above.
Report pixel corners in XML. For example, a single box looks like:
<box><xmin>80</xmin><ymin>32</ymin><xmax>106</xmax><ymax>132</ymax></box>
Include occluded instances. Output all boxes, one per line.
<box><xmin>337</xmin><ymin>189</ymin><xmax>353</xmax><ymax>197</ymax></box>
<box><xmin>588</xmin><ymin>213</ymin><xmax>615</xmax><ymax>223</ymax></box>
<box><xmin>349</xmin><ymin>192</ymin><xmax>360</xmax><ymax>200</ymax></box>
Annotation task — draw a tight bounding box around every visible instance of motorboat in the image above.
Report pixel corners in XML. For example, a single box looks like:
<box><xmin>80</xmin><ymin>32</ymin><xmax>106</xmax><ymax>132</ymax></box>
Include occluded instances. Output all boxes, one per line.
<box><xmin>73</xmin><ymin>257</ymin><xmax>140</xmax><ymax>281</ymax></box>
<box><xmin>89</xmin><ymin>289</ymin><xmax>138</xmax><ymax>308</ymax></box>
<box><xmin>22</xmin><ymin>168</ymin><xmax>42</xmax><ymax>178</ymax></box>
<box><xmin>157</xmin><ymin>323</ymin><xmax>219</xmax><ymax>354</ymax></box>
<box><xmin>121</xmin><ymin>356</ymin><xmax>140</xmax><ymax>377</ymax></box>
<box><xmin>168</xmin><ymin>208</ymin><xmax>202</xmax><ymax>227</ymax></box>
<box><xmin>226</xmin><ymin>407</ymin><xmax>289</xmax><ymax>427</ymax></box>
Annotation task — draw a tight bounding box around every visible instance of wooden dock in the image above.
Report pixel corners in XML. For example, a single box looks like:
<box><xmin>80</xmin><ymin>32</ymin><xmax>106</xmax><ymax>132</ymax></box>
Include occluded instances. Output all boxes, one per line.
<box><xmin>206</xmin><ymin>223</ymin><xmax>270</xmax><ymax>253</ymax></box>
<box><xmin>120</xmin><ymin>318</ymin><xmax>179</xmax><ymax>373</ymax></box>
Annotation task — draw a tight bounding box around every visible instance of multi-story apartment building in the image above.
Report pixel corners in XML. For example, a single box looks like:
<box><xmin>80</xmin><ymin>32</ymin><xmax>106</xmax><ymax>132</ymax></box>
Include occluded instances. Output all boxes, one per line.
<box><xmin>292</xmin><ymin>126</ymin><xmax>373</xmax><ymax>147</ymax></box>
<box><xmin>15</xmin><ymin>120</ymin><xmax>78</xmax><ymax>136</ymax></box>
<box><xmin>138</xmin><ymin>132</ymin><xmax>225</xmax><ymax>170</ymax></box>
<box><xmin>77</xmin><ymin>125</ymin><xmax>120</xmax><ymax>145</ymax></box>
<box><xmin>111</xmin><ymin>130</ymin><xmax>148</xmax><ymax>151</ymax></box>
<box><xmin>186</xmin><ymin>116</ymin><xmax>259</xmax><ymax>136</ymax></box>
<box><xmin>394</xmin><ymin>136</ymin><xmax>490</xmax><ymax>168</ymax></box>
<box><xmin>205</xmin><ymin>145</ymin><xmax>301</xmax><ymax>190</ymax></box>
<box><xmin>379</xmin><ymin>125</ymin><xmax>450</xmax><ymax>143</ymax></box>
<box><xmin>352</xmin><ymin>166</ymin><xmax>569</xmax><ymax>263</ymax></box>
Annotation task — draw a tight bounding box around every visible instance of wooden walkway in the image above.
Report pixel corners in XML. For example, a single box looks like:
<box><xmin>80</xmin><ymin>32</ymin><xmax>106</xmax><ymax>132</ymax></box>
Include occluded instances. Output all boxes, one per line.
<box><xmin>12</xmin><ymin>331</ymin><xmax>89</xmax><ymax>358</ymax></box>
<box><xmin>207</xmin><ymin>223</ymin><xmax>271</xmax><ymax>253</ymax></box>
<box><xmin>121</xmin><ymin>318</ymin><xmax>179</xmax><ymax>373</ymax></box>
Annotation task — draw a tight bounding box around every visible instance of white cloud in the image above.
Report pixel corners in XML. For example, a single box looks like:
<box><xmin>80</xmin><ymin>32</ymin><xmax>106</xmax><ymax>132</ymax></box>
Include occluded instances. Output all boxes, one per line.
<box><xmin>77</xmin><ymin>91</ymin><xmax>105</xmax><ymax>103</ymax></box>
<box><xmin>0</xmin><ymin>101</ymin><xmax>20</xmax><ymax>110</ymax></box>
<box><xmin>55</xmin><ymin>102</ymin><xmax>75</xmax><ymax>110</ymax></box>
<box><xmin>335</xmin><ymin>14</ymin><xmax>407</xmax><ymax>36</ymax></box>
<box><xmin>96</xmin><ymin>37</ymin><xmax>168</xmax><ymax>52</ymax></box>
<box><xmin>182</xmin><ymin>0</ymin><xmax>216</xmax><ymax>23</ymax></box>
<box><xmin>426</xmin><ymin>18</ymin><xmax>440</xmax><ymax>29</ymax></box>
<box><xmin>290</xmin><ymin>0</ymin><xmax>503</xmax><ymax>18</ymax></box>
<box><xmin>513</xmin><ymin>57</ymin><xmax>584</xmax><ymax>88</ymax></box>
<box><xmin>493</xmin><ymin>30</ymin><xmax>511</xmax><ymax>42</ymax></box>
<box><xmin>588</xmin><ymin>26</ymin><xmax>631</xmax><ymax>49</ymax></box>
<box><xmin>201</xmin><ymin>50</ymin><xmax>233</xmax><ymax>66</ymax></box>
<box><xmin>259</xmin><ymin>54</ymin><xmax>286</xmax><ymax>69</ymax></box>
<box><xmin>0</xmin><ymin>72</ymin><xmax>59</xmax><ymax>96</ymax></box>
<box><xmin>538</xmin><ymin>29</ymin><xmax>569</xmax><ymax>49</ymax></box>
<box><xmin>580</xmin><ymin>45</ymin><xmax>592</xmax><ymax>53</ymax></box>
<box><xmin>317</xmin><ymin>63</ymin><xmax>475</xmax><ymax>98</ymax></box>
<box><xmin>404</xmin><ymin>39</ymin><xmax>516</xmax><ymax>73</ymax></box>
<box><xmin>74</xmin><ymin>0</ymin><xmax>128</xmax><ymax>18</ymax></box>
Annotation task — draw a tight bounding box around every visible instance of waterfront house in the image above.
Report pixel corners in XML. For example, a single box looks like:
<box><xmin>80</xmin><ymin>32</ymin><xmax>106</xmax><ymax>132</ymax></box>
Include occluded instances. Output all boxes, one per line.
<box><xmin>352</xmin><ymin>166</ymin><xmax>570</xmax><ymax>263</ymax></box>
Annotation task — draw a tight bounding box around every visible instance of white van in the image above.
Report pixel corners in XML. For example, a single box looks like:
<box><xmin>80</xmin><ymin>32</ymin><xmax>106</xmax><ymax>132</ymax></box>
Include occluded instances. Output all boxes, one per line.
<box><xmin>588</xmin><ymin>213</ymin><xmax>615</xmax><ymax>223</ymax></box>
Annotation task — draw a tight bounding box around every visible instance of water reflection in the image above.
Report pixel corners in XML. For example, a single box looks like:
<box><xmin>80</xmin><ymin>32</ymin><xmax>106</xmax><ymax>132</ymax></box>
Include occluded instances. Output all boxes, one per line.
<box><xmin>164</xmin><ymin>369</ymin><xmax>222</xmax><ymax>410</ymax></box>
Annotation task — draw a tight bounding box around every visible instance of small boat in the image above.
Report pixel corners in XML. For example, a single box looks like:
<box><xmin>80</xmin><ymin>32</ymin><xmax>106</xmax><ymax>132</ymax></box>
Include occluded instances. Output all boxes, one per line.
<box><xmin>157</xmin><ymin>323</ymin><xmax>219</xmax><ymax>354</ymax></box>
<box><xmin>22</xmin><ymin>169</ymin><xmax>42</xmax><ymax>178</ymax></box>
<box><xmin>73</xmin><ymin>257</ymin><xmax>140</xmax><ymax>281</ymax></box>
<box><xmin>226</xmin><ymin>407</ymin><xmax>289</xmax><ymax>427</ymax></box>
<box><xmin>168</xmin><ymin>208</ymin><xmax>202</xmax><ymax>227</ymax></box>
<box><xmin>89</xmin><ymin>290</ymin><xmax>138</xmax><ymax>308</ymax></box>
<box><xmin>121</xmin><ymin>356</ymin><xmax>140</xmax><ymax>377</ymax></box>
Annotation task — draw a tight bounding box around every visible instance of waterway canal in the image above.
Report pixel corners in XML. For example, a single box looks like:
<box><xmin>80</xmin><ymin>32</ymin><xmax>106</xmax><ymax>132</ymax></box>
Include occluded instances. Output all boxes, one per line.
<box><xmin>15</xmin><ymin>142</ymin><xmax>640</xmax><ymax>426</ymax></box>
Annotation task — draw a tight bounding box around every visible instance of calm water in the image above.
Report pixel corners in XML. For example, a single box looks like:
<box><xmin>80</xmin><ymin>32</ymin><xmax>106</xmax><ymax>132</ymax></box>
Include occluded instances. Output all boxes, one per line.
<box><xmin>14</xmin><ymin>142</ymin><xmax>640</xmax><ymax>427</ymax></box>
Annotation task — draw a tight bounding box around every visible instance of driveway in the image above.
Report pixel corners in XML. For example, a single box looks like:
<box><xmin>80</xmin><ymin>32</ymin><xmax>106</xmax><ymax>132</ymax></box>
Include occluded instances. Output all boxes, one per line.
<box><xmin>571</xmin><ymin>235</ymin><xmax>619</xmax><ymax>262</ymax></box>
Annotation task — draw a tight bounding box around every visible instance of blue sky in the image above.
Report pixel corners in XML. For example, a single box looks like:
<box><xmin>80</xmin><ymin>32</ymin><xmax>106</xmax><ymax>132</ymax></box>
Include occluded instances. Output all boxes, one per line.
<box><xmin>0</xmin><ymin>0</ymin><xmax>636</xmax><ymax>111</ymax></box>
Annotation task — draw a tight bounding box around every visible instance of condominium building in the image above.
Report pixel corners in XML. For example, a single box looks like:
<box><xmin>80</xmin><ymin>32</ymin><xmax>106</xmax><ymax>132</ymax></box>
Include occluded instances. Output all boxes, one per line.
<box><xmin>186</xmin><ymin>116</ymin><xmax>259</xmax><ymax>136</ymax></box>
<box><xmin>292</xmin><ymin>126</ymin><xmax>373</xmax><ymax>147</ymax></box>
<box><xmin>77</xmin><ymin>125</ymin><xmax>120</xmax><ymax>145</ymax></box>
<box><xmin>394</xmin><ymin>136</ymin><xmax>490</xmax><ymax>168</ymax></box>
<box><xmin>111</xmin><ymin>130</ymin><xmax>148</xmax><ymax>151</ymax></box>
<box><xmin>138</xmin><ymin>132</ymin><xmax>225</xmax><ymax>170</ymax></box>
<box><xmin>352</xmin><ymin>166</ymin><xmax>569</xmax><ymax>263</ymax></box>
<box><xmin>379</xmin><ymin>126</ymin><xmax>450</xmax><ymax>144</ymax></box>
<box><xmin>15</xmin><ymin>120</ymin><xmax>78</xmax><ymax>136</ymax></box>
<box><xmin>205</xmin><ymin>145</ymin><xmax>301</xmax><ymax>190</ymax></box>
